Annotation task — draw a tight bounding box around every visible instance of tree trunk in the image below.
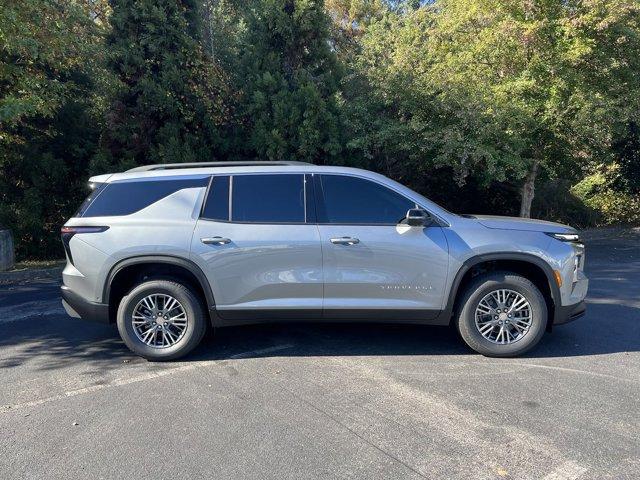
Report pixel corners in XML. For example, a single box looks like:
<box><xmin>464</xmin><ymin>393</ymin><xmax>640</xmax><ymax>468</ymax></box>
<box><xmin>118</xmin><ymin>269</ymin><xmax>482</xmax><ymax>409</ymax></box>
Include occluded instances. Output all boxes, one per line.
<box><xmin>519</xmin><ymin>159</ymin><xmax>539</xmax><ymax>218</ymax></box>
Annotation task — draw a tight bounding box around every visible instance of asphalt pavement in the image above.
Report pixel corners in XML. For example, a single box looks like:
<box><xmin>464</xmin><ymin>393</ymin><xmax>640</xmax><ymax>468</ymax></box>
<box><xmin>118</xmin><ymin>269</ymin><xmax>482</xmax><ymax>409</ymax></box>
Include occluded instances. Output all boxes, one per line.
<box><xmin>0</xmin><ymin>230</ymin><xmax>638</xmax><ymax>479</ymax></box>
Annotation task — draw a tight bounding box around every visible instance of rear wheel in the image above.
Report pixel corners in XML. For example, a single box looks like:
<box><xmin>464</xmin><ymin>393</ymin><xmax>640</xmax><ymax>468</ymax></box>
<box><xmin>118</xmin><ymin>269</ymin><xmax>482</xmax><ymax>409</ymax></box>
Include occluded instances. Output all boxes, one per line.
<box><xmin>116</xmin><ymin>279</ymin><xmax>207</xmax><ymax>361</ymax></box>
<box><xmin>456</xmin><ymin>272</ymin><xmax>547</xmax><ymax>357</ymax></box>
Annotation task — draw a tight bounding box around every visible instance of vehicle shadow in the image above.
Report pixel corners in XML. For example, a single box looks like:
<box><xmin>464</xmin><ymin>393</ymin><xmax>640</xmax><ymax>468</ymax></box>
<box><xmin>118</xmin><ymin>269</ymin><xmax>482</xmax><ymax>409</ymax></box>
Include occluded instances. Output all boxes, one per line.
<box><xmin>0</xmin><ymin>300</ymin><xmax>637</xmax><ymax>375</ymax></box>
<box><xmin>189</xmin><ymin>299</ymin><xmax>640</xmax><ymax>361</ymax></box>
<box><xmin>0</xmin><ymin>316</ymin><xmax>129</xmax><ymax>372</ymax></box>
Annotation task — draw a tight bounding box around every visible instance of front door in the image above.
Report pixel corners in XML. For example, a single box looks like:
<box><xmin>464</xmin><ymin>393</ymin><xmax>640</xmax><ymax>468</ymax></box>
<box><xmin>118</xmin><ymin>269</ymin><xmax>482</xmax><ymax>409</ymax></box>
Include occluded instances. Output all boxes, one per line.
<box><xmin>315</xmin><ymin>174</ymin><xmax>449</xmax><ymax>319</ymax></box>
<box><xmin>190</xmin><ymin>173</ymin><xmax>323</xmax><ymax>318</ymax></box>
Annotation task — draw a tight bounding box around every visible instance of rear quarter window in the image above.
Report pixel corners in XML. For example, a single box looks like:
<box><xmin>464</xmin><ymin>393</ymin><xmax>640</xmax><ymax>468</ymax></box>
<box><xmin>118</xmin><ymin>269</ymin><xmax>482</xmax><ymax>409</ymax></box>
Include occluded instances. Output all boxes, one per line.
<box><xmin>79</xmin><ymin>177</ymin><xmax>208</xmax><ymax>217</ymax></box>
<box><xmin>75</xmin><ymin>182</ymin><xmax>108</xmax><ymax>217</ymax></box>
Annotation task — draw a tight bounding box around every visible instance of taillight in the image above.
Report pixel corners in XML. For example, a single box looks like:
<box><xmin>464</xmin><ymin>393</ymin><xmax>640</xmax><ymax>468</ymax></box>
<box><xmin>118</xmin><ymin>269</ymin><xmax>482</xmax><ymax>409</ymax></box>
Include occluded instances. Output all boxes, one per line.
<box><xmin>61</xmin><ymin>226</ymin><xmax>109</xmax><ymax>265</ymax></box>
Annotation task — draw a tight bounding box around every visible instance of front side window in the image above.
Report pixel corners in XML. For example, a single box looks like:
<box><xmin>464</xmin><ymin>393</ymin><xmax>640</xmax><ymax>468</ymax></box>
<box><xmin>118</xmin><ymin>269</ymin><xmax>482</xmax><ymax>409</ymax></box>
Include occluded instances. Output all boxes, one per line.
<box><xmin>79</xmin><ymin>177</ymin><xmax>208</xmax><ymax>217</ymax></box>
<box><xmin>318</xmin><ymin>174</ymin><xmax>415</xmax><ymax>224</ymax></box>
<box><xmin>231</xmin><ymin>174</ymin><xmax>305</xmax><ymax>223</ymax></box>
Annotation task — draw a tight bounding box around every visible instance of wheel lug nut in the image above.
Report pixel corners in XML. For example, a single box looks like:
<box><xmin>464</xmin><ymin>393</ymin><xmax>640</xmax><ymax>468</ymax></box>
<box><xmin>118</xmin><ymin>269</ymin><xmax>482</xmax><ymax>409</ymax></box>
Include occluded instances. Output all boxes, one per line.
<box><xmin>494</xmin><ymin>315</ymin><xmax>499</xmax><ymax>320</ymax></box>
<box><xmin>496</xmin><ymin>309</ymin><xmax>501</xmax><ymax>313</ymax></box>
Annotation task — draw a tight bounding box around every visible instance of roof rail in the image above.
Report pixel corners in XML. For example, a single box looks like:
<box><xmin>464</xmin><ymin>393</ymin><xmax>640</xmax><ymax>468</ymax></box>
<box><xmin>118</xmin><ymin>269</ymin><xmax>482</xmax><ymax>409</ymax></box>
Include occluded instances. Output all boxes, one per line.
<box><xmin>126</xmin><ymin>161</ymin><xmax>311</xmax><ymax>172</ymax></box>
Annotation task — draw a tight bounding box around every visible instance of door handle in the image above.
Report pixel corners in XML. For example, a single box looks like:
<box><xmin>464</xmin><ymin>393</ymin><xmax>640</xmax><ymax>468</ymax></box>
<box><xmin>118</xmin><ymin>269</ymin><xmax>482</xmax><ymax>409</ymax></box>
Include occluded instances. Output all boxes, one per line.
<box><xmin>201</xmin><ymin>236</ymin><xmax>231</xmax><ymax>245</ymax></box>
<box><xmin>330</xmin><ymin>237</ymin><xmax>360</xmax><ymax>245</ymax></box>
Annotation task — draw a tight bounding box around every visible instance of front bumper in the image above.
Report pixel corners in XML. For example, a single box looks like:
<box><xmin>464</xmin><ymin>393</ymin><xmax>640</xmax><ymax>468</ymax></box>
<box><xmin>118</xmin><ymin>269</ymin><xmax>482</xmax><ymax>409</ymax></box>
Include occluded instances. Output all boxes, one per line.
<box><xmin>554</xmin><ymin>300</ymin><xmax>586</xmax><ymax>325</ymax></box>
<box><xmin>61</xmin><ymin>285</ymin><xmax>110</xmax><ymax>323</ymax></box>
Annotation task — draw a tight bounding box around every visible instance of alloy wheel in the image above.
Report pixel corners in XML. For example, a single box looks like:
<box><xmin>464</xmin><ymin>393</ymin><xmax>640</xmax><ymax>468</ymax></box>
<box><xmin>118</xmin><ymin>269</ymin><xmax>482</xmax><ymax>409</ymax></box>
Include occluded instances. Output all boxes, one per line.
<box><xmin>132</xmin><ymin>293</ymin><xmax>188</xmax><ymax>348</ymax></box>
<box><xmin>474</xmin><ymin>289</ymin><xmax>532</xmax><ymax>344</ymax></box>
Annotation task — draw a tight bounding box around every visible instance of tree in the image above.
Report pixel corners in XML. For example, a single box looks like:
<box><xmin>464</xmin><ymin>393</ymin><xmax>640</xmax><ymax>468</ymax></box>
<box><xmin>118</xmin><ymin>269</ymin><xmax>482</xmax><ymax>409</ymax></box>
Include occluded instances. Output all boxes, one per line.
<box><xmin>229</xmin><ymin>0</ymin><xmax>344</xmax><ymax>163</ymax></box>
<box><xmin>0</xmin><ymin>1</ymin><xmax>97</xmax><ymax>134</ymax></box>
<box><xmin>324</xmin><ymin>0</ymin><xmax>385</xmax><ymax>60</ymax></box>
<box><xmin>95</xmin><ymin>0</ymin><xmax>231</xmax><ymax>172</ymax></box>
<box><xmin>0</xmin><ymin>0</ymin><xmax>105</xmax><ymax>258</ymax></box>
<box><xmin>423</xmin><ymin>0</ymin><xmax>640</xmax><ymax>217</ymax></box>
<box><xmin>341</xmin><ymin>5</ymin><xmax>524</xmax><ymax>195</ymax></box>
<box><xmin>613</xmin><ymin>121</ymin><xmax>640</xmax><ymax>194</ymax></box>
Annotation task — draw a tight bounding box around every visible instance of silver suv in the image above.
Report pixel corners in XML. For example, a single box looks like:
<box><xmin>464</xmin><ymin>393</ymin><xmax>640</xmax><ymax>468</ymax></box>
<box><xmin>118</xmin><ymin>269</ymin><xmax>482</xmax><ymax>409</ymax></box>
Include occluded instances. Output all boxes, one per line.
<box><xmin>61</xmin><ymin>161</ymin><xmax>588</xmax><ymax>360</ymax></box>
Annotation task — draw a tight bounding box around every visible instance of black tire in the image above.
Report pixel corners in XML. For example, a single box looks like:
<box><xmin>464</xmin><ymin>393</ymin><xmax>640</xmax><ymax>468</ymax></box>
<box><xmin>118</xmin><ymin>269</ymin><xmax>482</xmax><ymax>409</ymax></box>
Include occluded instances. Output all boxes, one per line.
<box><xmin>116</xmin><ymin>279</ymin><xmax>207</xmax><ymax>361</ymax></box>
<box><xmin>456</xmin><ymin>271</ymin><xmax>547</xmax><ymax>357</ymax></box>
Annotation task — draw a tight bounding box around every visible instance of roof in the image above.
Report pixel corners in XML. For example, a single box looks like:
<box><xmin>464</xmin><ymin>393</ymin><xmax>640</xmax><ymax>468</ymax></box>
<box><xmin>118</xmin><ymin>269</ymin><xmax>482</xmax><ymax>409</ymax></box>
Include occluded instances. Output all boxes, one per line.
<box><xmin>126</xmin><ymin>161</ymin><xmax>311</xmax><ymax>172</ymax></box>
<box><xmin>89</xmin><ymin>161</ymin><xmax>336</xmax><ymax>185</ymax></box>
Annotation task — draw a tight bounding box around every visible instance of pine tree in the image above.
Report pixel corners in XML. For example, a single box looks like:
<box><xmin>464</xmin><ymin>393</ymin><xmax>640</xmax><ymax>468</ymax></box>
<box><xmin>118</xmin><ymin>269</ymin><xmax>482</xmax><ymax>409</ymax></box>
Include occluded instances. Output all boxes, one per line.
<box><xmin>235</xmin><ymin>0</ymin><xmax>344</xmax><ymax>163</ymax></box>
<box><xmin>96</xmin><ymin>0</ymin><xmax>231</xmax><ymax>171</ymax></box>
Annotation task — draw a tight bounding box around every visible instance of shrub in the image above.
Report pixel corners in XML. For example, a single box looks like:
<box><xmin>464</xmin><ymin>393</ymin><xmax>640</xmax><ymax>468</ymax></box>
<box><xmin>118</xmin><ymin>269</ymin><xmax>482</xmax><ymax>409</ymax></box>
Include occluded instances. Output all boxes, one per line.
<box><xmin>571</xmin><ymin>170</ymin><xmax>640</xmax><ymax>226</ymax></box>
<box><xmin>532</xmin><ymin>180</ymin><xmax>601</xmax><ymax>228</ymax></box>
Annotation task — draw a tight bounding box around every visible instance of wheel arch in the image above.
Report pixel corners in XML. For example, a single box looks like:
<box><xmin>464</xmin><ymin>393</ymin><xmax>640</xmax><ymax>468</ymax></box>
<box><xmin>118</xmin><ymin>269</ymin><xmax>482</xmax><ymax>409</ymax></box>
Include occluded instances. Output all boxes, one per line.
<box><xmin>443</xmin><ymin>252</ymin><xmax>561</xmax><ymax>328</ymax></box>
<box><xmin>103</xmin><ymin>255</ymin><xmax>216</xmax><ymax>324</ymax></box>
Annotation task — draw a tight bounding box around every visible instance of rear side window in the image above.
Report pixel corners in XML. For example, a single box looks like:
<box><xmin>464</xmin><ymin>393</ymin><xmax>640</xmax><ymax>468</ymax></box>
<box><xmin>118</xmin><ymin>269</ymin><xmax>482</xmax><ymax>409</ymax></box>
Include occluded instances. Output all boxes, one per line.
<box><xmin>231</xmin><ymin>174</ymin><xmax>305</xmax><ymax>223</ymax></box>
<box><xmin>201</xmin><ymin>175</ymin><xmax>230</xmax><ymax>221</ymax></box>
<box><xmin>79</xmin><ymin>177</ymin><xmax>208</xmax><ymax>217</ymax></box>
<box><xmin>318</xmin><ymin>174</ymin><xmax>415</xmax><ymax>224</ymax></box>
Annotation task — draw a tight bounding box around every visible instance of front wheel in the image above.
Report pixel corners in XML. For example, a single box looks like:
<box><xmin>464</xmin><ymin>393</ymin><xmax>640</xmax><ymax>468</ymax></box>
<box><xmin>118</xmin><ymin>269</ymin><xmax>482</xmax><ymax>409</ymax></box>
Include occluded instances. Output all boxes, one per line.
<box><xmin>116</xmin><ymin>279</ymin><xmax>207</xmax><ymax>361</ymax></box>
<box><xmin>456</xmin><ymin>272</ymin><xmax>548</xmax><ymax>357</ymax></box>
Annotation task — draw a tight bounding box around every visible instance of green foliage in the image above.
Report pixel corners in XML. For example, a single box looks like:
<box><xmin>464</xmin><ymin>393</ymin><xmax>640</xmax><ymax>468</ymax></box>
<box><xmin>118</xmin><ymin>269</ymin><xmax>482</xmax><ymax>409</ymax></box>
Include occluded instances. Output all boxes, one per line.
<box><xmin>228</xmin><ymin>0</ymin><xmax>345</xmax><ymax>163</ymax></box>
<box><xmin>342</xmin><ymin>7</ymin><xmax>523</xmax><ymax>187</ymax></box>
<box><xmin>2</xmin><ymin>0</ymin><xmax>640</xmax><ymax>260</ymax></box>
<box><xmin>612</xmin><ymin>121</ymin><xmax>640</xmax><ymax>194</ymax></box>
<box><xmin>95</xmin><ymin>0</ymin><xmax>232</xmax><ymax>172</ymax></box>
<box><xmin>324</xmin><ymin>0</ymin><xmax>385</xmax><ymax>60</ymax></box>
<box><xmin>572</xmin><ymin>168</ymin><xmax>640</xmax><ymax>226</ymax></box>
<box><xmin>0</xmin><ymin>0</ymin><xmax>98</xmax><ymax>131</ymax></box>
<box><xmin>201</xmin><ymin>0</ymin><xmax>248</xmax><ymax>76</ymax></box>
<box><xmin>341</xmin><ymin>0</ymin><xmax>640</xmax><ymax>215</ymax></box>
<box><xmin>531</xmin><ymin>180</ymin><xmax>600</xmax><ymax>228</ymax></box>
<box><xmin>0</xmin><ymin>0</ymin><xmax>105</xmax><ymax>258</ymax></box>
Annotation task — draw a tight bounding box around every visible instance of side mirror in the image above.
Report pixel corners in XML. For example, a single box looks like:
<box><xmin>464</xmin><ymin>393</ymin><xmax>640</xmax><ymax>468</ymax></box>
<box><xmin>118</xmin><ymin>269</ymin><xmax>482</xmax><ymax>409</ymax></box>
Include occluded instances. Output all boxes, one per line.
<box><xmin>406</xmin><ymin>208</ymin><xmax>431</xmax><ymax>227</ymax></box>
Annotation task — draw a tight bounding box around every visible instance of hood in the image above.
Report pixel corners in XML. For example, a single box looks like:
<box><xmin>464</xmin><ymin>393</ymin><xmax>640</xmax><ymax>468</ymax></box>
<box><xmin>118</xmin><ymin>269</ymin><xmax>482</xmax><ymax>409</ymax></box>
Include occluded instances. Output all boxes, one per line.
<box><xmin>465</xmin><ymin>215</ymin><xmax>576</xmax><ymax>234</ymax></box>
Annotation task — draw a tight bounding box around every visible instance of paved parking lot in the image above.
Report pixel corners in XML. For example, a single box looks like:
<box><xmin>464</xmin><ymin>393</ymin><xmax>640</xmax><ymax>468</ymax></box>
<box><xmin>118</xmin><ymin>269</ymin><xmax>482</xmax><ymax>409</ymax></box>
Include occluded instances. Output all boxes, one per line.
<box><xmin>1</xmin><ymin>230</ymin><xmax>638</xmax><ymax>479</ymax></box>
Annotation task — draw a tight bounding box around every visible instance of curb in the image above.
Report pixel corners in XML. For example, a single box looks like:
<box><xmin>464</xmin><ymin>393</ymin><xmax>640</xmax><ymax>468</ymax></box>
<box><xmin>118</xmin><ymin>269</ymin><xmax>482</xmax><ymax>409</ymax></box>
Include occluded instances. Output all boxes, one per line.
<box><xmin>0</xmin><ymin>266</ymin><xmax>64</xmax><ymax>286</ymax></box>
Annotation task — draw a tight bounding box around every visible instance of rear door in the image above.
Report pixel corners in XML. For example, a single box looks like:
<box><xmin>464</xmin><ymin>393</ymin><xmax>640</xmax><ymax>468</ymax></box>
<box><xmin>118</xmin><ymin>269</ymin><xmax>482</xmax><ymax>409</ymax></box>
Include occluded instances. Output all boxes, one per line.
<box><xmin>190</xmin><ymin>173</ymin><xmax>323</xmax><ymax>318</ymax></box>
<box><xmin>315</xmin><ymin>174</ymin><xmax>449</xmax><ymax>319</ymax></box>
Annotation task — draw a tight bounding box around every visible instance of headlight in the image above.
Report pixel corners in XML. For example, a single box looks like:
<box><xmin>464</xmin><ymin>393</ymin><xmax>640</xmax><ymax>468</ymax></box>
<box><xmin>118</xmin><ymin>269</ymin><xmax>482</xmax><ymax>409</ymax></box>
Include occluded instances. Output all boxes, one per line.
<box><xmin>546</xmin><ymin>232</ymin><xmax>580</xmax><ymax>242</ymax></box>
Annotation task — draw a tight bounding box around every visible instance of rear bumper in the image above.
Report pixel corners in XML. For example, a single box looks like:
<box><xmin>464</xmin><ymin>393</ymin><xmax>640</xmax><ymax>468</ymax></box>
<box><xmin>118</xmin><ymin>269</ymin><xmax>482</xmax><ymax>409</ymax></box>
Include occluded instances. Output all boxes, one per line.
<box><xmin>61</xmin><ymin>285</ymin><xmax>110</xmax><ymax>324</ymax></box>
<box><xmin>554</xmin><ymin>300</ymin><xmax>586</xmax><ymax>325</ymax></box>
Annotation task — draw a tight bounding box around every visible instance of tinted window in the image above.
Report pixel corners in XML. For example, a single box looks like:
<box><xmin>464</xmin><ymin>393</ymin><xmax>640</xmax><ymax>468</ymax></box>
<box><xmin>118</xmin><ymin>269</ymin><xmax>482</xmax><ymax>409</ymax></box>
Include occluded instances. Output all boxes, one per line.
<box><xmin>304</xmin><ymin>174</ymin><xmax>317</xmax><ymax>223</ymax></box>
<box><xmin>232</xmin><ymin>174</ymin><xmax>305</xmax><ymax>223</ymax></box>
<box><xmin>201</xmin><ymin>176</ymin><xmax>230</xmax><ymax>221</ymax></box>
<box><xmin>318</xmin><ymin>175</ymin><xmax>415</xmax><ymax>224</ymax></box>
<box><xmin>80</xmin><ymin>177</ymin><xmax>208</xmax><ymax>217</ymax></box>
<box><xmin>75</xmin><ymin>182</ymin><xmax>107</xmax><ymax>217</ymax></box>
